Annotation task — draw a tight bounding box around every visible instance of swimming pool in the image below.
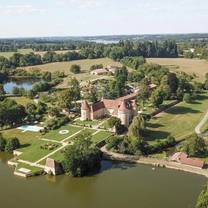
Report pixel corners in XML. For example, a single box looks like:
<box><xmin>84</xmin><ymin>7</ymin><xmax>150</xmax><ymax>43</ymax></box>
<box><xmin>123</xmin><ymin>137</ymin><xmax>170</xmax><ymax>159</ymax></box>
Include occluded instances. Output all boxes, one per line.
<box><xmin>17</xmin><ymin>125</ymin><xmax>44</xmax><ymax>132</ymax></box>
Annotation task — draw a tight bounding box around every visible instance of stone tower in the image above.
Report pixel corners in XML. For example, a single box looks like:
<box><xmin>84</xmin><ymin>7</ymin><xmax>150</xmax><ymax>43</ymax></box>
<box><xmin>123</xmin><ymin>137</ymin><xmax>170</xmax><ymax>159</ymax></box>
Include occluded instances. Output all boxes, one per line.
<box><xmin>131</xmin><ymin>100</ymin><xmax>138</xmax><ymax>116</ymax></box>
<box><xmin>118</xmin><ymin>101</ymin><xmax>131</xmax><ymax>126</ymax></box>
<box><xmin>81</xmin><ymin>100</ymin><xmax>91</xmax><ymax>121</ymax></box>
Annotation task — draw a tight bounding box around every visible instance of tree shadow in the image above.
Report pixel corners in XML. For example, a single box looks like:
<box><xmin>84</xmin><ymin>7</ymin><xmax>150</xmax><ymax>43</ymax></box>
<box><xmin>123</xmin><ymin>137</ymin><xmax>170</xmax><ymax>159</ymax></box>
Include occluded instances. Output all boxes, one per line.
<box><xmin>144</xmin><ymin>129</ymin><xmax>170</xmax><ymax>141</ymax></box>
<box><xmin>197</xmin><ymin>94</ymin><xmax>208</xmax><ymax>101</ymax></box>
<box><xmin>20</xmin><ymin>143</ymin><xmax>31</xmax><ymax>148</ymax></box>
<box><xmin>100</xmin><ymin>160</ymin><xmax>136</xmax><ymax>174</ymax></box>
<box><xmin>146</xmin><ymin>123</ymin><xmax>164</xmax><ymax>128</ymax></box>
<box><xmin>165</xmin><ymin>106</ymin><xmax>200</xmax><ymax>115</ymax></box>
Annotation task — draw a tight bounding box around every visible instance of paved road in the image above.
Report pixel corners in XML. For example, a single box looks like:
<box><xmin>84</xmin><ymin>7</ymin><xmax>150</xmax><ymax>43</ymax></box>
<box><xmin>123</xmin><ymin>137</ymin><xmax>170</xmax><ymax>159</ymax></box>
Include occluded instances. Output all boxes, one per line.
<box><xmin>195</xmin><ymin>111</ymin><xmax>208</xmax><ymax>136</ymax></box>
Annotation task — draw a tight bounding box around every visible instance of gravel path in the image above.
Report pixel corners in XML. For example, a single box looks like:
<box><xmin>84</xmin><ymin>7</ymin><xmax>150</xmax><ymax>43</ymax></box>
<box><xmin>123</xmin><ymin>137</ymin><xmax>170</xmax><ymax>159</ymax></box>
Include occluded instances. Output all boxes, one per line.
<box><xmin>195</xmin><ymin>111</ymin><xmax>208</xmax><ymax>136</ymax></box>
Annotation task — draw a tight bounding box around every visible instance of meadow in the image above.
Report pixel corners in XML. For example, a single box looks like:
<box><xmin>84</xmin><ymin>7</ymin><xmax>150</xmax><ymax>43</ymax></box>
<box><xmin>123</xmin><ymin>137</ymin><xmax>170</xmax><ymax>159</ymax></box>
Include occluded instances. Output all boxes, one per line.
<box><xmin>147</xmin><ymin>58</ymin><xmax>208</xmax><ymax>81</ymax></box>
<box><xmin>21</xmin><ymin>58</ymin><xmax>123</xmax><ymax>87</ymax></box>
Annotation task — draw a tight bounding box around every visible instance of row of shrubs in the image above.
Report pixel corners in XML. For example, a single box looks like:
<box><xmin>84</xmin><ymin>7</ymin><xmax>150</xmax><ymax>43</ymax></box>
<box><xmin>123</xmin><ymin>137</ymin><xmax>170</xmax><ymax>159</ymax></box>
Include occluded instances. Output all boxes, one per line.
<box><xmin>40</xmin><ymin>143</ymin><xmax>59</xmax><ymax>151</ymax></box>
<box><xmin>106</xmin><ymin>135</ymin><xmax>176</xmax><ymax>156</ymax></box>
<box><xmin>0</xmin><ymin>136</ymin><xmax>20</xmax><ymax>153</ymax></box>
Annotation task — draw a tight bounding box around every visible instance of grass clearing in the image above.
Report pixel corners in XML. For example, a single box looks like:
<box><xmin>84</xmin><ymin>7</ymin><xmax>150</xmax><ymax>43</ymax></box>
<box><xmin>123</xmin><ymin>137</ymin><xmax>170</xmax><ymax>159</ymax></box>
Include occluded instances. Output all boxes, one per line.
<box><xmin>18</xmin><ymin>140</ymin><xmax>61</xmax><ymax>162</ymax></box>
<box><xmin>1</xmin><ymin>128</ymin><xmax>41</xmax><ymax>145</ymax></box>
<box><xmin>21</xmin><ymin>58</ymin><xmax>125</xmax><ymax>87</ymax></box>
<box><xmin>91</xmin><ymin>131</ymin><xmax>113</xmax><ymax>143</ymax></box>
<box><xmin>146</xmin><ymin>93</ymin><xmax>208</xmax><ymax>142</ymax></box>
<box><xmin>43</xmin><ymin>124</ymin><xmax>82</xmax><ymax>141</ymax></box>
<box><xmin>147</xmin><ymin>58</ymin><xmax>208</xmax><ymax>81</ymax></box>
<box><xmin>15</xmin><ymin>162</ymin><xmax>43</xmax><ymax>174</ymax></box>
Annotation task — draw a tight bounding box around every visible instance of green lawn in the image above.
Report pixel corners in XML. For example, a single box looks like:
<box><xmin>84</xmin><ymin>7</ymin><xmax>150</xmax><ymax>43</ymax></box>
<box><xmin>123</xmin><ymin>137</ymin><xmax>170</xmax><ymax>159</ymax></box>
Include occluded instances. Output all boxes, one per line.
<box><xmin>64</xmin><ymin>128</ymin><xmax>97</xmax><ymax>143</ymax></box>
<box><xmin>15</xmin><ymin>162</ymin><xmax>43</xmax><ymax>175</ymax></box>
<box><xmin>141</xmin><ymin>100</ymin><xmax>177</xmax><ymax>115</ymax></box>
<box><xmin>91</xmin><ymin>131</ymin><xmax>113</xmax><ymax>143</ymax></box>
<box><xmin>201</xmin><ymin>121</ymin><xmax>208</xmax><ymax>133</ymax></box>
<box><xmin>39</xmin><ymin>150</ymin><xmax>65</xmax><ymax>165</ymax></box>
<box><xmin>73</xmin><ymin>119</ymin><xmax>101</xmax><ymax>126</ymax></box>
<box><xmin>42</xmin><ymin>124</ymin><xmax>82</xmax><ymax>141</ymax></box>
<box><xmin>18</xmin><ymin>140</ymin><xmax>61</xmax><ymax>162</ymax></box>
<box><xmin>145</xmin><ymin>93</ymin><xmax>208</xmax><ymax>142</ymax></box>
<box><xmin>1</xmin><ymin>128</ymin><xmax>41</xmax><ymax>145</ymax></box>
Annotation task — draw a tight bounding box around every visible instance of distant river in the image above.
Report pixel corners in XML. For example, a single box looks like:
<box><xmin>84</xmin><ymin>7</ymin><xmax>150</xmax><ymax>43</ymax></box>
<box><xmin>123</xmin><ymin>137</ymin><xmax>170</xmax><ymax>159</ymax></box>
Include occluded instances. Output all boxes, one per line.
<box><xmin>3</xmin><ymin>78</ymin><xmax>37</xmax><ymax>94</ymax></box>
<box><xmin>0</xmin><ymin>153</ymin><xmax>206</xmax><ymax>208</ymax></box>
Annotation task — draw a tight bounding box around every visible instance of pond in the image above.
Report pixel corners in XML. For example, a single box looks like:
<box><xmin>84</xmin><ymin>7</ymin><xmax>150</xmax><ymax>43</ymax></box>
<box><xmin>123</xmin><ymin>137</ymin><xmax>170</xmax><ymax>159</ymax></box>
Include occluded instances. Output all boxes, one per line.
<box><xmin>0</xmin><ymin>153</ymin><xmax>206</xmax><ymax>208</ymax></box>
<box><xmin>3</xmin><ymin>78</ymin><xmax>37</xmax><ymax>94</ymax></box>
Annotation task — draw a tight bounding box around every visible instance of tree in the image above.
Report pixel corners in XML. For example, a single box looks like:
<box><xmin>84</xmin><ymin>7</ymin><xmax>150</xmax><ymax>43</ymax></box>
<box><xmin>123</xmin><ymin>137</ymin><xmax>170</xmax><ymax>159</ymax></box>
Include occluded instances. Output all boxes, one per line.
<box><xmin>137</xmin><ymin>84</ymin><xmax>151</xmax><ymax>107</ymax></box>
<box><xmin>0</xmin><ymin>84</ymin><xmax>5</xmax><ymax>95</ymax></box>
<box><xmin>5</xmin><ymin>137</ymin><xmax>20</xmax><ymax>153</ymax></box>
<box><xmin>0</xmin><ymin>99</ymin><xmax>26</xmax><ymax>127</ymax></box>
<box><xmin>87</xmin><ymin>86</ymin><xmax>98</xmax><ymax>103</ymax></box>
<box><xmin>70</xmin><ymin>64</ymin><xmax>81</xmax><ymax>74</ymax></box>
<box><xmin>62</xmin><ymin>133</ymin><xmax>102</xmax><ymax>177</ymax></box>
<box><xmin>150</xmin><ymin>89</ymin><xmax>164</xmax><ymax>108</ymax></box>
<box><xmin>183</xmin><ymin>93</ymin><xmax>192</xmax><ymax>103</ymax></box>
<box><xmin>128</xmin><ymin>115</ymin><xmax>145</xmax><ymax>138</ymax></box>
<box><xmin>42</xmin><ymin>71</ymin><xmax>52</xmax><ymax>82</ymax></box>
<box><xmin>26</xmin><ymin>103</ymin><xmax>37</xmax><ymax>121</ymax></box>
<box><xmin>195</xmin><ymin>184</ymin><xmax>208</xmax><ymax>208</ymax></box>
<box><xmin>58</xmin><ymin>89</ymin><xmax>74</xmax><ymax>109</ymax></box>
<box><xmin>106</xmin><ymin>117</ymin><xmax>123</xmax><ymax>134</ymax></box>
<box><xmin>184</xmin><ymin>135</ymin><xmax>206</xmax><ymax>157</ymax></box>
<box><xmin>0</xmin><ymin>134</ymin><xmax>6</xmax><ymax>151</ymax></box>
<box><xmin>68</xmin><ymin>78</ymin><xmax>81</xmax><ymax>101</ymax></box>
<box><xmin>167</xmin><ymin>73</ymin><xmax>178</xmax><ymax>94</ymax></box>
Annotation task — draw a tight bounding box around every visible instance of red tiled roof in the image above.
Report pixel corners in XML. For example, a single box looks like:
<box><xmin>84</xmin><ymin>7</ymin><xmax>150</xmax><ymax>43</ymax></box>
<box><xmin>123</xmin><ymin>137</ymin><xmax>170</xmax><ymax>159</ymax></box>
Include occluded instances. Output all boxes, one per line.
<box><xmin>170</xmin><ymin>152</ymin><xmax>204</xmax><ymax>168</ymax></box>
<box><xmin>81</xmin><ymin>100</ymin><xmax>90</xmax><ymax>110</ymax></box>
<box><xmin>91</xmin><ymin>68</ymin><xmax>108</xmax><ymax>74</ymax></box>
<box><xmin>91</xmin><ymin>101</ymin><xmax>105</xmax><ymax>112</ymax></box>
<box><xmin>117</xmin><ymin>92</ymin><xmax>138</xmax><ymax>102</ymax></box>
<box><xmin>180</xmin><ymin>157</ymin><xmax>204</xmax><ymax>168</ymax></box>
<box><xmin>102</xmin><ymin>99</ymin><xmax>120</xmax><ymax>110</ymax></box>
<box><xmin>170</xmin><ymin>152</ymin><xmax>187</xmax><ymax>161</ymax></box>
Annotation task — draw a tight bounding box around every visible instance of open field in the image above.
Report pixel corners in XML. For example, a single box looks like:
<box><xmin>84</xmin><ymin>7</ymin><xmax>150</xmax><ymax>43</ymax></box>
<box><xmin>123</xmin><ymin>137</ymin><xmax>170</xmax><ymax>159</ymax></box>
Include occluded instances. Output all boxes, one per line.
<box><xmin>147</xmin><ymin>58</ymin><xmax>208</xmax><ymax>81</ymax></box>
<box><xmin>0</xmin><ymin>49</ymin><xmax>34</xmax><ymax>58</ymax></box>
<box><xmin>21</xmin><ymin>58</ymin><xmax>124</xmax><ymax>87</ymax></box>
<box><xmin>146</xmin><ymin>93</ymin><xmax>208</xmax><ymax>142</ymax></box>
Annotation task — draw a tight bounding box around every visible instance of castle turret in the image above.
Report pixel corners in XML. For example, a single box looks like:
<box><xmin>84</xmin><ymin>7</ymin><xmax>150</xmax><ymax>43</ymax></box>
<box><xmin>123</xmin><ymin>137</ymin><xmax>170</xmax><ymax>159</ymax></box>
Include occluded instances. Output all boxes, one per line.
<box><xmin>81</xmin><ymin>100</ymin><xmax>91</xmax><ymax>120</ymax></box>
<box><xmin>131</xmin><ymin>100</ymin><xmax>138</xmax><ymax>116</ymax></box>
<box><xmin>118</xmin><ymin>101</ymin><xmax>131</xmax><ymax>126</ymax></box>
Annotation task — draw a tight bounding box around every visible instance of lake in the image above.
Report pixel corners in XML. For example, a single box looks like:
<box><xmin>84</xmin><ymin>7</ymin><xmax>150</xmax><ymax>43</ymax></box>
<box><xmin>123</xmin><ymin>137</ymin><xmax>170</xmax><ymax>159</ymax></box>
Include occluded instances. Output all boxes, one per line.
<box><xmin>3</xmin><ymin>78</ymin><xmax>37</xmax><ymax>94</ymax></box>
<box><xmin>0</xmin><ymin>153</ymin><xmax>206</xmax><ymax>208</ymax></box>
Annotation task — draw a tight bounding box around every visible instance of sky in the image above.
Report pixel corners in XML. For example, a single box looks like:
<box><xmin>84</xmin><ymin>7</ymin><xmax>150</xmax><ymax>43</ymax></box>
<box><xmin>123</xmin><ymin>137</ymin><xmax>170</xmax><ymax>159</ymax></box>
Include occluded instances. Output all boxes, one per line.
<box><xmin>0</xmin><ymin>0</ymin><xmax>208</xmax><ymax>38</ymax></box>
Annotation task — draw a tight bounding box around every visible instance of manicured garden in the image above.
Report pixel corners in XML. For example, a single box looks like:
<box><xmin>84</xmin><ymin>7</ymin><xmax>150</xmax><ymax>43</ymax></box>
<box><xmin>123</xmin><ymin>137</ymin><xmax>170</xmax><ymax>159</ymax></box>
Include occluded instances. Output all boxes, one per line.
<box><xmin>72</xmin><ymin>119</ymin><xmax>101</xmax><ymax>127</ymax></box>
<box><xmin>18</xmin><ymin>140</ymin><xmax>61</xmax><ymax>162</ymax></box>
<box><xmin>42</xmin><ymin>124</ymin><xmax>82</xmax><ymax>141</ymax></box>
